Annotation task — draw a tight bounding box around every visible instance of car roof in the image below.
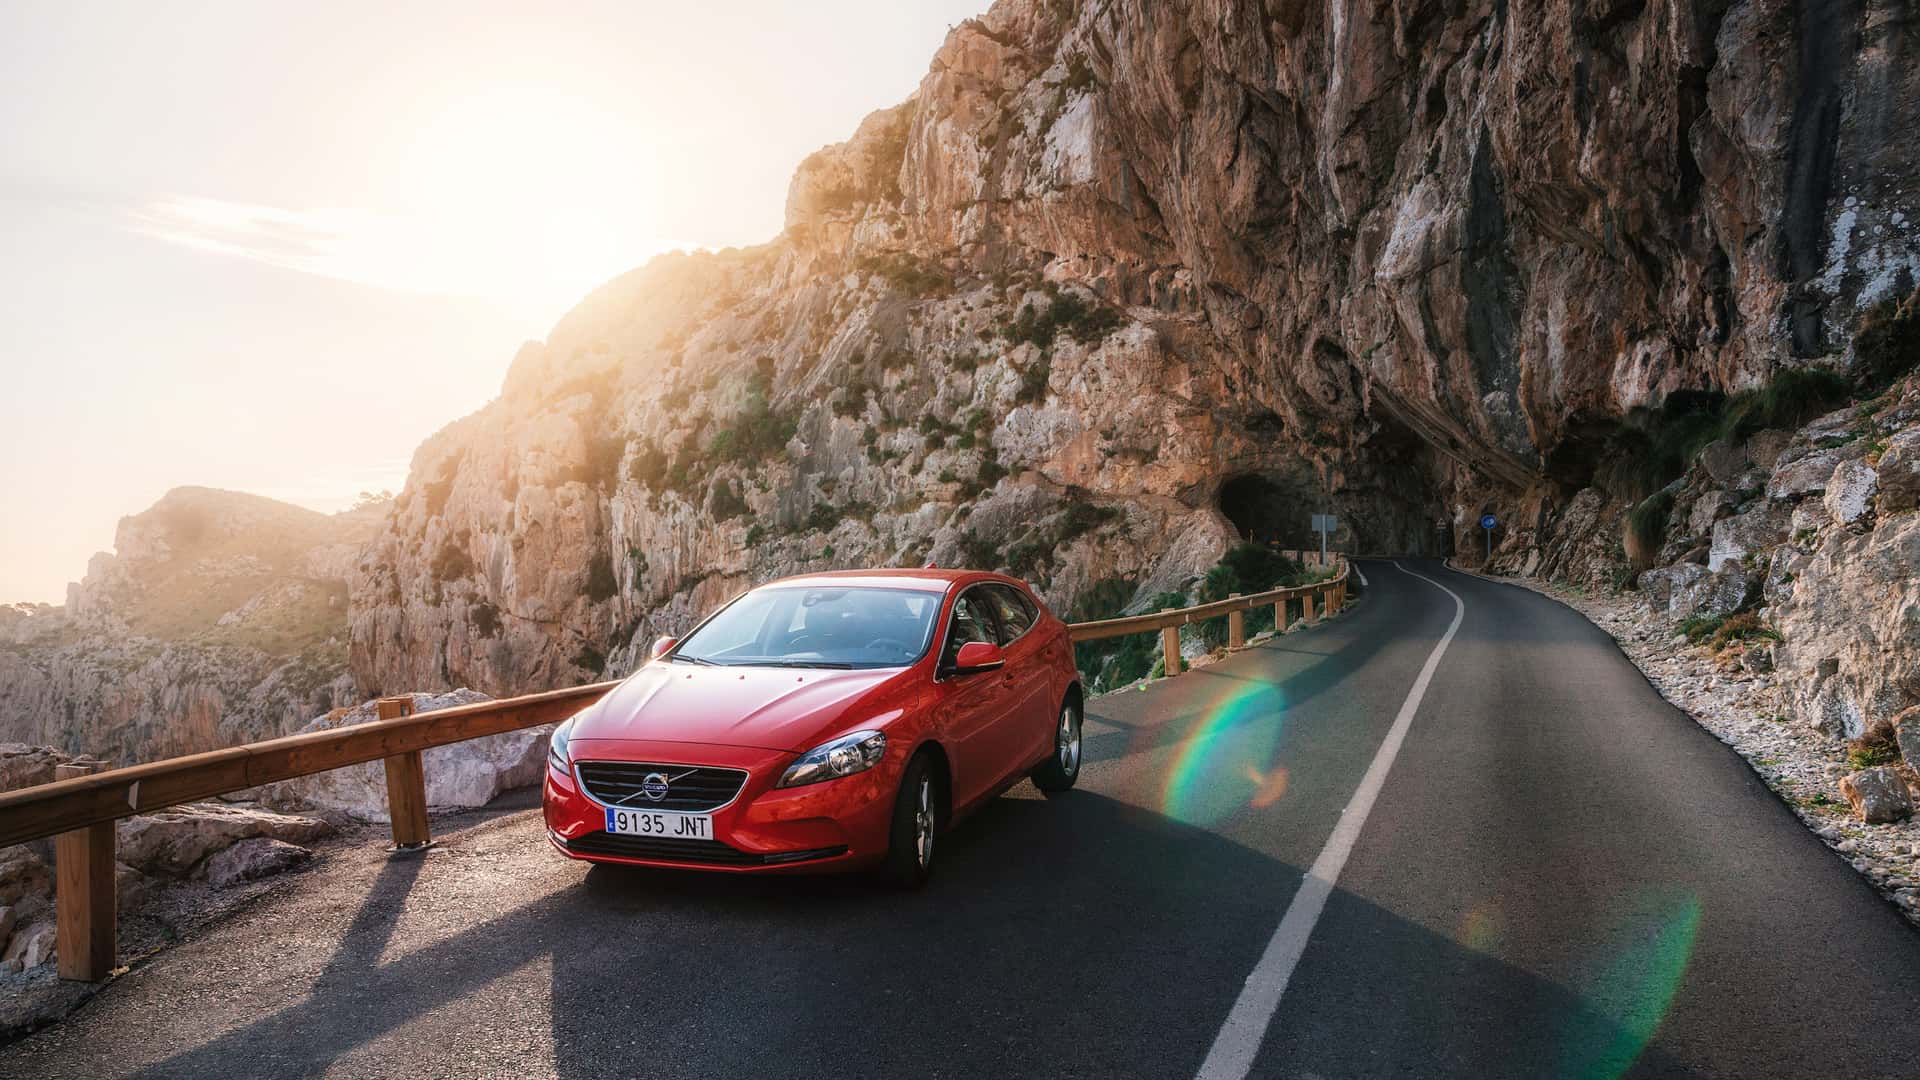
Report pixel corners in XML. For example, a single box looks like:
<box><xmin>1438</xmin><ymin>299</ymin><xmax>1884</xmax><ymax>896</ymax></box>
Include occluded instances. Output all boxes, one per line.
<box><xmin>755</xmin><ymin>568</ymin><xmax>1014</xmax><ymax>594</ymax></box>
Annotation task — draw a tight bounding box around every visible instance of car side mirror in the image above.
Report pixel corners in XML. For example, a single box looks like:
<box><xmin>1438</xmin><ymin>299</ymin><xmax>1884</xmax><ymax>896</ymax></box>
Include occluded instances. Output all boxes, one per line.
<box><xmin>650</xmin><ymin>636</ymin><xmax>677</xmax><ymax>661</ymax></box>
<box><xmin>950</xmin><ymin>641</ymin><xmax>1006</xmax><ymax>675</ymax></box>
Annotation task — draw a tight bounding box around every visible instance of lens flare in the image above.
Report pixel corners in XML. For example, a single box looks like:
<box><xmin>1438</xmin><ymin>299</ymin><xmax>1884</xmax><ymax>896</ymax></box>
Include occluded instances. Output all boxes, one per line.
<box><xmin>1559</xmin><ymin>891</ymin><xmax>1703</xmax><ymax>1080</ymax></box>
<box><xmin>1162</xmin><ymin>680</ymin><xmax>1288</xmax><ymax>825</ymax></box>
<box><xmin>1246</xmin><ymin>765</ymin><xmax>1291</xmax><ymax>808</ymax></box>
<box><xmin>1459</xmin><ymin>903</ymin><xmax>1502</xmax><ymax>953</ymax></box>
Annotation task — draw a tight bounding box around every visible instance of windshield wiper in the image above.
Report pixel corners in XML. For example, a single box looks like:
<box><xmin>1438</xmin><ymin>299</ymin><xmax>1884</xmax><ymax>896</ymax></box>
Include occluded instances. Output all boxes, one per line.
<box><xmin>752</xmin><ymin>660</ymin><xmax>855</xmax><ymax>669</ymax></box>
<box><xmin>670</xmin><ymin>654</ymin><xmax>720</xmax><ymax>666</ymax></box>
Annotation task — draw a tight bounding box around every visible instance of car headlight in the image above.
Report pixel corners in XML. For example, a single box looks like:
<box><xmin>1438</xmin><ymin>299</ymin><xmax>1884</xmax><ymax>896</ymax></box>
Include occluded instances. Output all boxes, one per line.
<box><xmin>548</xmin><ymin>717</ymin><xmax>576</xmax><ymax>771</ymax></box>
<box><xmin>776</xmin><ymin>730</ymin><xmax>887</xmax><ymax>788</ymax></box>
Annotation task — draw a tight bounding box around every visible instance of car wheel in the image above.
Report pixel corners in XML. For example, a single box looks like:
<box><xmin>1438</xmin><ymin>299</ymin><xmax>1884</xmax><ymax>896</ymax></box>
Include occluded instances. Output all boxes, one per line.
<box><xmin>879</xmin><ymin>752</ymin><xmax>939</xmax><ymax>889</ymax></box>
<box><xmin>1031</xmin><ymin>697</ymin><xmax>1082</xmax><ymax>793</ymax></box>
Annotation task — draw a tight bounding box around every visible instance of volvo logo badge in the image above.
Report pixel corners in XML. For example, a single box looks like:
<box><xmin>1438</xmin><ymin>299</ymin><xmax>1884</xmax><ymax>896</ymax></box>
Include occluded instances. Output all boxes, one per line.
<box><xmin>640</xmin><ymin>772</ymin><xmax>670</xmax><ymax>801</ymax></box>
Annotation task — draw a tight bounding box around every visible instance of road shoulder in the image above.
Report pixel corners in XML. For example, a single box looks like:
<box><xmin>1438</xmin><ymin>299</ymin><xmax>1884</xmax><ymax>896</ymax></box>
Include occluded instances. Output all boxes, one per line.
<box><xmin>1445</xmin><ymin>560</ymin><xmax>1920</xmax><ymax>931</ymax></box>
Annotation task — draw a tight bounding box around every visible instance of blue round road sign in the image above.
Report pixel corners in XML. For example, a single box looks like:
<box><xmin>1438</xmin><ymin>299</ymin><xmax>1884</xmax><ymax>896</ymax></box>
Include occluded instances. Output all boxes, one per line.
<box><xmin>1479</xmin><ymin>513</ymin><xmax>1498</xmax><ymax>530</ymax></box>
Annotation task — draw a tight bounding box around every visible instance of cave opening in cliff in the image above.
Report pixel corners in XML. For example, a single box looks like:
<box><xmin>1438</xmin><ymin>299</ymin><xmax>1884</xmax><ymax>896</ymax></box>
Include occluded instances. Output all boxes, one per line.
<box><xmin>1218</xmin><ymin>474</ymin><xmax>1317</xmax><ymax>549</ymax></box>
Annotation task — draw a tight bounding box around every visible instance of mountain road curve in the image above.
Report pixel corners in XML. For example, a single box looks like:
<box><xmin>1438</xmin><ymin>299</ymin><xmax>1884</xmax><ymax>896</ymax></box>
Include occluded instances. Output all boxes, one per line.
<box><xmin>4</xmin><ymin>559</ymin><xmax>1919</xmax><ymax>1078</ymax></box>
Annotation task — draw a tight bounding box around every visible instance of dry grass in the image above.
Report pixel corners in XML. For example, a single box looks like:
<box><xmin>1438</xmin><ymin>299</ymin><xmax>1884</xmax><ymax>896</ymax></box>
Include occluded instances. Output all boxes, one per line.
<box><xmin>1847</xmin><ymin>718</ymin><xmax>1903</xmax><ymax>771</ymax></box>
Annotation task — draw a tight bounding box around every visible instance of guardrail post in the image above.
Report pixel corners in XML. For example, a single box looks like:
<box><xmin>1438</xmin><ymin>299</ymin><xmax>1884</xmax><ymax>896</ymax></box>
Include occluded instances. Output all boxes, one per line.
<box><xmin>1275</xmin><ymin>597</ymin><xmax>1289</xmax><ymax>633</ymax></box>
<box><xmin>54</xmin><ymin>762</ymin><xmax>114</xmax><ymax>982</ymax></box>
<box><xmin>1159</xmin><ymin>611</ymin><xmax>1181</xmax><ymax>677</ymax></box>
<box><xmin>1302</xmin><ymin>590</ymin><xmax>1317</xmax><ymax>623</ymax></box>
<box><xmin>378</xmin><ymin>697</ymin><xmax>431</xmax><ymax>850</ymax></box>
<box><xmin>1227</xmin><ymin>594</ymin><xmax>1245</xmax><ymax>649</ymax></box>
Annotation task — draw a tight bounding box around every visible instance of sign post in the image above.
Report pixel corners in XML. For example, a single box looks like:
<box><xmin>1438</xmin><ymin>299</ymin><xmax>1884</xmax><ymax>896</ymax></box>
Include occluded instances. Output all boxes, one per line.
<box><xmin>1479</xmin><ymin>513</ymin><xmax>1498</xmax><ymax>564</ymax></box>
<box><xmin>1311</xmin><ymin>513</ymin><xmax>1338</xmax><ymax>564</ymax></box>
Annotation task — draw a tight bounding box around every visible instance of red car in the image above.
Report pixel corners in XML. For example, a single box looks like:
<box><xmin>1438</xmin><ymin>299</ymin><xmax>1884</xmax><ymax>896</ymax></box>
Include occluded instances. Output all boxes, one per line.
<box><xmin>542</xmin><ymin>569</ymin><xmax>1084</xmax><ymax>887</ymax></box>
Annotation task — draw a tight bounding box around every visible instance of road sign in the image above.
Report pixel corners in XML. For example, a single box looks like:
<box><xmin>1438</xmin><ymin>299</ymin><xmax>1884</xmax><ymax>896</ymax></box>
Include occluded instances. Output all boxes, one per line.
<box><xmin>1310</xmin><ymin>514</ymin><xmax>1337</xmax><ymax>563</ymax></box>
<box><xmin>1479</xmin><ymin>513</ymin><xmax>1498</xmax><ymax>530</ymax></box>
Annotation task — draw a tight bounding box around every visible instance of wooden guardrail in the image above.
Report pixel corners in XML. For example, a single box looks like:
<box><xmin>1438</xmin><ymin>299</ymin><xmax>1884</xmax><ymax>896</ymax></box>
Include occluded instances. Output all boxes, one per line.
<box><xmin>0</xmin><ymin>559</ymin><xmax>1349</xmax><ymax>981</ymax></box>
<box><xmin>1067</xmin><ymin>560</ymin><xmax>1350</xmax><ymax>677</ymax></box>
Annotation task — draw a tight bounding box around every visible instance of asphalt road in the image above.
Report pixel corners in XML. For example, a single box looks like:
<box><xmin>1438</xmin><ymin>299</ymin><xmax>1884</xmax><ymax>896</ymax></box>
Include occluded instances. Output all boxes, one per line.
<box><xmin>6</xmin><ymin>559</ymin><xmax>1920</xmax><ymax>1078</ymax></box>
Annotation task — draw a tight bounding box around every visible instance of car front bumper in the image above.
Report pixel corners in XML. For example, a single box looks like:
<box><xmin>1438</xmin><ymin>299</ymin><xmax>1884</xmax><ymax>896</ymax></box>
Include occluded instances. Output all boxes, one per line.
<box><xmin>542</xmin><ymin>737</ymin><xmax>898</xmax><ymax>873</ymax></box>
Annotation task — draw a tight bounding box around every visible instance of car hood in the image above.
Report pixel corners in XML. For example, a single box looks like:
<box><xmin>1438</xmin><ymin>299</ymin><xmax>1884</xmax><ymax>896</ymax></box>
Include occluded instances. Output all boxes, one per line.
<box><xmin>569</xmin><ymin>663</ymin><xmax>905</xmax><ymax>753</ymax></box>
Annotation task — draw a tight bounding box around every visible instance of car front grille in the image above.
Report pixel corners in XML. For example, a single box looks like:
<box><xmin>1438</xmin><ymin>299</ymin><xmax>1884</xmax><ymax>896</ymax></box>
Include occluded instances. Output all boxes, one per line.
<box><xmin>575</xmin><ymin>761</ymin><xmax>748</xmax><ymax>812</ymax></box>
<box><xmin>564</xmin><ymin>832</ymin><xmax>848</xmax><ymax>867</ymax></box>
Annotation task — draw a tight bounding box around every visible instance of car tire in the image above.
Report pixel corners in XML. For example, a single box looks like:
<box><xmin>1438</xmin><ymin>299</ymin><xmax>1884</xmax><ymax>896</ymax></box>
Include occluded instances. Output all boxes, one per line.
<box><xmin>1031</xmin><ymin>697</ymin><xmax>1082</xmax><ymax>794</ymax></box>
<box><xmin>878</xmin><ymin>752</ymin><xmax>939</xmax><ymax>890</ymax></box>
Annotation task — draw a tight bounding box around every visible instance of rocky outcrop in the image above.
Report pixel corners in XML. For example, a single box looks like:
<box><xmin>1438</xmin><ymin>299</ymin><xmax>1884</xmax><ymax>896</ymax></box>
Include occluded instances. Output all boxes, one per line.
<box><xmin>201</xmin><ymin>837</ymin><xmax>313</xmax><ymax>889</ymax></box>
<box><xmin>0</xmin><ymin>793</ymin><xmax>333</xmax><ymax>977</ymax></box>
<box><xmin>258</xmin><ymin>689</ymin><xmax>549</xmax><ymax>820</ymax></box>
<box><xmin>345</xmin><ymin>0</ymin><xmax>1920</xmax><ymax>698</ymax></box>
<box><xmin>1621</xmin><ymin>368</ymin><xmax>1920</xmax><ymax>743</ymax></box>
<box><xmin>112</xmin><ymin>803</ymin><xmax>333</xmax><ymax>879</ymax></box>
<box><xmin>2</xmin><ymin>1</ymin><xmax>1912</xmax><ymax>777</ymax></box>
<box><xmin>0</xmin><ymin>488</ymin><xmax>386</xmax><ymax>762</ymax></box>
<box><xmin>1840</xmin><ymin>767</ymin><xmax>1914</xmax><ymax>824</ymax></box>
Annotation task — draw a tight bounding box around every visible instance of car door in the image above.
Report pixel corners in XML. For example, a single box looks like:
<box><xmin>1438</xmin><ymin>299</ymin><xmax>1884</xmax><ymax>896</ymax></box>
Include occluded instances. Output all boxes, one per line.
<box><xmin>934</xmin><ymin>586</ymin><xmax>1017</xmax><ymax>810</ymax></box>
<box><xmin>981</xmin><ymin>583</ymin><xmax>1053</xmax><ymax>774</ymax></box>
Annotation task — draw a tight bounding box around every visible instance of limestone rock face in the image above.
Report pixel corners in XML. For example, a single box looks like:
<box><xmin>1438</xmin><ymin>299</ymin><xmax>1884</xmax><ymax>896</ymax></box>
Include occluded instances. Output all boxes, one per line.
<box><xmin>259</xmin><ymin>690</ymin><xmax>549</xmax><ymax>821</ymax></box>
<box><xmin>114</xmin><ymin>803</ymin><xmax>333</xmax><ymax>879</ymax></box>
<box><xmin>345</xmin><ymin>0</ymin><xmax>1920</xmax><ymax>697</ymax></box>
<box><xmin>1709</xmin><ymin>504</ymin><xmax>1789</xmax><ymax>572</ymax></box>
<box><xmin>0</xmin><ymin>755</ymin><xmax>337</xmax><ymax>975</ymax></box>
<box><xmin>203</xmin><ymin>837</ymin><xmax>313</xmax><ymax>889</ymax></box>
<box><xmin>1823</xmin><ymin>459</ymin><xmax>1878</xmax><ymax>525</ymax></box>
<box><xmin>1768</xmin><ymin>449</ymin><xmax>1848</xmax><ymax>500</ymax></box>
<box><xmin>0</xmin><ymin>489</ymin><xmax>385</xmax><ymax>763</ymax></box>
<box><xmin>0</xmin><ymin>847</ymin><xmax>48</xmax><ymax>908</ymax></box>
<box><xmin>1876</xmin><ymin>429</ymin><xmax>1920</xmax><ymax>514</ymax></box>
<box><xmin>1894</xmin><ymin>706</ymin><xmax>1920</xmax><ymax>768</ymax></box>
<box><xmin>1743</xmin><ymin>376</ymin><xmax>1920</xmax><ymax>739</ymax></box>
<box><xmin>1839</xmin><ymin>767</ymin><xmax>1914</xmax><ymax>824</ymax></box>
<box><xmin>0</xmin><ymin>745</ymin><xmax>107</xmax><ymax>793</ymax></box>
<box><xmin>1773</xmin><ymin>513</ymin><xmax>1920</xmax><ymax>739</ymax></box>
<box><xmin>2</xmin><ymin>921</ymin><xmax>54</xmax><ymax>971</ymax></box>
<box><xmin>8</xmin><ymin>2</ymin><xmax>1918</xmax><ymax>767</ymax></box>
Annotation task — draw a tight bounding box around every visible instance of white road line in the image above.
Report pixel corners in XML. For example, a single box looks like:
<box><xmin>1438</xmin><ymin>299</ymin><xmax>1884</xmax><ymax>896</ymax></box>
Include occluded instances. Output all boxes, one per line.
<box><xmin>1354</xmin><ymin>565</ymin><xmax>1369</xmax><ymax>587</ymax></box>
<box><xmin>1194</xmin><ymin>560</ymin><xmax>1466</xmax><ymax>1080</ymax></box>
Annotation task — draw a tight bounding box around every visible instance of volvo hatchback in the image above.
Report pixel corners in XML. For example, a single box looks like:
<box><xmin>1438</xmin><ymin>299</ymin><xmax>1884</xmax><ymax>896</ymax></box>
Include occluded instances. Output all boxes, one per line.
<box><xmin>542</xmin><ymin>569</ymin><xmax>1084</xmax><ymax>887</ymax></box>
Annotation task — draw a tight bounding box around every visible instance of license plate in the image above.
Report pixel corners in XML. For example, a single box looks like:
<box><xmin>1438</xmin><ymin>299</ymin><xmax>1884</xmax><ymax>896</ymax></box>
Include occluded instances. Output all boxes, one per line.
<box><xmin>604</xmin><ymin>806</ymin><xmax>714</xmax><ymax>840</ymax></box>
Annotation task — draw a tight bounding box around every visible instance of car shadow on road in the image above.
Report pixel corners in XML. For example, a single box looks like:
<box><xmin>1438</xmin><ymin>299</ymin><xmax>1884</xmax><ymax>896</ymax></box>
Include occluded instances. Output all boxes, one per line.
<box><xmin>122</xmin><ymin>792</ymin><xmax>1706</xmax><ymax>1079</ymax></box>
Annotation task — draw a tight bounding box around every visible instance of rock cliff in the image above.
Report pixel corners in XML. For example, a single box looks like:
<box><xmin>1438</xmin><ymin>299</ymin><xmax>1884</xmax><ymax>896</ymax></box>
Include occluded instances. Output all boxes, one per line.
<box><xmin>0</xmin><ymin>488</ymin><xmax>383</xmax><ymax>760</ymax></box>
<box><xmin>6</xmin><ymin>1</ymin><xmax>1916</xmax><ymax>770</ymax></box>
<box><xmin>347</xmin><ymin>0</ymin><xmax>1919</xmax><ymax>703</ymax></box>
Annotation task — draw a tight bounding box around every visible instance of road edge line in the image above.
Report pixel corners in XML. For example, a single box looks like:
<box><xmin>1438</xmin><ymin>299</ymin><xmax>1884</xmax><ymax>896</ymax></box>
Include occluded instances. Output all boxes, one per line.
<box><xmin>1193</xmin><ymin>560</ymin><xmax>1466</xmax><ymax>1080</ymax></box>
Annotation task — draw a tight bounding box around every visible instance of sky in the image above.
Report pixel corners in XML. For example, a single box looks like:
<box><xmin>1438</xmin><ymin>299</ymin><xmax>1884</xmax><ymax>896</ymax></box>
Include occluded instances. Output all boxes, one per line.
<box><xmin>0</xmin><ymin>0</ymin><xmax>987</xmax><ymax>603</ymax></box>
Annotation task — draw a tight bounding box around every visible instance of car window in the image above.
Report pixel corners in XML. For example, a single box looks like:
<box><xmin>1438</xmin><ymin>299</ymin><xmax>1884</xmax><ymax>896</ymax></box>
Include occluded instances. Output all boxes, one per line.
<box><xmin>941</xmin><ymin>590</ymin><xmax>1001</xmax><ymax>668</ymax></box>
<box><xmin>983</xmin><ymin>584</ymin><xmax>1036</xmax><ymax>644</ymax></box>
<box><xmin>672</xmin><ymin>586</ymin><xmax>940</xmax><ymax>669</ymax></box>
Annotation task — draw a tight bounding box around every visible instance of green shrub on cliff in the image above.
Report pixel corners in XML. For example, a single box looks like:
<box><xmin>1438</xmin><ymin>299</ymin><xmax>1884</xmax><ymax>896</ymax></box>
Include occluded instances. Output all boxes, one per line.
<box><xmin>1601</xmin><ymin>368</ymin><xmax>1854</xmax><ymax>504</ymax></box>
<box><xmin>1624</xmin><ymin>489</ymin><xmax>1675</xmax><ymax>569</ymax></box>
<box><xmin>1196</xmin><ymin>544</ymin><xmax>1307</xmax><ymax>646</ymax></box>
<box><xmin>1854</xmin><ymin>289</ymin><xmax>1920</xmax><ymax>392</ymax></box>
<box><xmin>1005</xmin><ymin>285</ymin><xmax>1124</xmax><ymax>351</ymax></box>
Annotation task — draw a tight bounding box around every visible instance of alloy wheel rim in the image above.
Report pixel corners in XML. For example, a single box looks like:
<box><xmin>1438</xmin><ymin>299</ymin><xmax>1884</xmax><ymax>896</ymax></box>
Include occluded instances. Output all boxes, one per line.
<box><xmin>914</xmin><ymin>775</ymin><xmax>934</xmax><ymax>867</ymax></box>
<box><xmin>1058</xmin><ymin>705</ymin><xmax>1081</xmax><ymax>774</ymax></box>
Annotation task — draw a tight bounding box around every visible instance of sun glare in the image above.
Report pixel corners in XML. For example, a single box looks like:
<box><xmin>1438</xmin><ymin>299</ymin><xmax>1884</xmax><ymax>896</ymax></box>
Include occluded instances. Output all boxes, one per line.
<box><xmin>130</xmin><ymin>81</ymin><xmax>681</xmax><ymax>327</ymax></box>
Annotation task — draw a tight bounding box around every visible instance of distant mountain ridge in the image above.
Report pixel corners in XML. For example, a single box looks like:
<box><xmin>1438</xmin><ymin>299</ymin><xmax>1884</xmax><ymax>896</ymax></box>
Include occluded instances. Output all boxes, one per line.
<box><xmin>0</xmin><ymin>487</ymin><xmax>385</xmax><ymax>760</ymax></box>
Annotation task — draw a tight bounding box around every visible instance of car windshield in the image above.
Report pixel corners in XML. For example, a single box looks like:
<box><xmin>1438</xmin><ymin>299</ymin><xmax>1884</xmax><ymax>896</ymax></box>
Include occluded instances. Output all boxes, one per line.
<box><xmin>669</xmin><ymin>585</ymin><xmax>942</xmax><ymax>669</ymax></box>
